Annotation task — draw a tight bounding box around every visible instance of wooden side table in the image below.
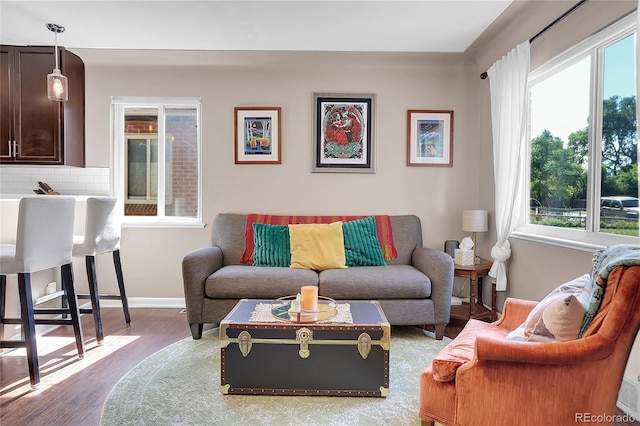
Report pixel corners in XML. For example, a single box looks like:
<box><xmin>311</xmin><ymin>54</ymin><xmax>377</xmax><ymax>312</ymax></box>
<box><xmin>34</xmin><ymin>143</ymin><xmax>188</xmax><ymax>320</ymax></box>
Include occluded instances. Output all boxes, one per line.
<box><xmin>453</xmin><ymin>258</ymin><xmax>496</xmax><ymax>321</ymax></box>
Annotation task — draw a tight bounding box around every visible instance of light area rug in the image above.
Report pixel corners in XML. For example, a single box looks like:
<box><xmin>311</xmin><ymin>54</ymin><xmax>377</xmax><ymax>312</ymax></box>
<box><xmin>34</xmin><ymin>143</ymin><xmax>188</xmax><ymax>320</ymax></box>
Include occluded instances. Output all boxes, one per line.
<box><xmin>101</xmin><ymin>326</ymin><xmax>450</xmax><ymax>426</ymax></box>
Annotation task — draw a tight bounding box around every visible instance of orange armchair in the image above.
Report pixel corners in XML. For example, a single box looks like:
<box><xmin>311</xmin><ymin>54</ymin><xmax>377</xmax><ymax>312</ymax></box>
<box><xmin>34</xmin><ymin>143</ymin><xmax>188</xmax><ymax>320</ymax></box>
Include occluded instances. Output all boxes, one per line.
<box><xmin>420</xmin><ymin>265</ymin><xmax>640</xmax><ymax>426</ymax></box>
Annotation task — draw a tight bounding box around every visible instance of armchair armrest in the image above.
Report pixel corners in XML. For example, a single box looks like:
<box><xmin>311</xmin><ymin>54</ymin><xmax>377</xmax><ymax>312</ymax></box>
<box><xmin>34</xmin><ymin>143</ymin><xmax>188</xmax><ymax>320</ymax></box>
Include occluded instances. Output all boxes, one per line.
<box><xmin>412</xmin><ymin>248</ymin><xmax>454</xmax><ymax>325</ymax></box>
<box><xmin>493</xmin><ymin>297</ymin><xmax>538</xmax><ymax>330</ymax></box>
<box><xmin>182</xmin><ymin>246</ymin><xmax>223</xmax><ymax>325</ymax></box>
<box><xmin>449</xmin><ymin>333</ymin><xmax>618</xmax><ymax>426</ymax></box>
<box><xmin>472</xmin><ymin>333</ymin><xmax>614</xmax><ymax>366</ymax></box>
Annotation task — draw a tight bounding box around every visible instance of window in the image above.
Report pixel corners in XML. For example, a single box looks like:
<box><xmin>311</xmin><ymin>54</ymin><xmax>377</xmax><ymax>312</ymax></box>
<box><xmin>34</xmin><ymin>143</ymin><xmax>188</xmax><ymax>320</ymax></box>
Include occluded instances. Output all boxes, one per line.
<box><xmin>127</xmin><ymin>135</ymin><xmax>159</xmax><ymax>202</ymax></box>
<box><xmin>521</xmin><ymin>13</ymin><xmax>638</xmax><ymax>249</ymax></box>
<box><xmin>112</xmin><ymin>97</ymin><xmax>202</xmax><ymax>227</ymax></box>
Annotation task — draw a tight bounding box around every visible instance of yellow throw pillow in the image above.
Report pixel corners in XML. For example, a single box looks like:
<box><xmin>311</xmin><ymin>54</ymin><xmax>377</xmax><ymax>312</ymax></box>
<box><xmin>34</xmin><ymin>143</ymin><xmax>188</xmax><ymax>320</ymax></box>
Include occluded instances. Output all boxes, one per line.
<box><xmin>288</xmin><ymin>222</ymin><xmax>347</xmax><ymax>270</ymax></box>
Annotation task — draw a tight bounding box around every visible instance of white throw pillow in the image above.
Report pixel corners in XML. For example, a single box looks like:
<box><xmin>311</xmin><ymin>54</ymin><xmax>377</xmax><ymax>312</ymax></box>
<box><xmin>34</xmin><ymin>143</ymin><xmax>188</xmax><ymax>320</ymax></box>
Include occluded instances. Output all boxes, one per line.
<box><xmin>506</xmin><ymin>274</ymin><xmax>592</xmax><ymax>342</ymax></box>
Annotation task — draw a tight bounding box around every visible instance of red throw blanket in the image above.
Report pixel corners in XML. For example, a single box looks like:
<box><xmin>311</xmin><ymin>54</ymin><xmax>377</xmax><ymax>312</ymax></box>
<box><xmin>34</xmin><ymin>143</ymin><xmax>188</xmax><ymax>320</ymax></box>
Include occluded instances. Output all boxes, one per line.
<box><xmin>241</xmin><ymin>214</ymin><xmax>398</xmax><ymax>264</ymax></box>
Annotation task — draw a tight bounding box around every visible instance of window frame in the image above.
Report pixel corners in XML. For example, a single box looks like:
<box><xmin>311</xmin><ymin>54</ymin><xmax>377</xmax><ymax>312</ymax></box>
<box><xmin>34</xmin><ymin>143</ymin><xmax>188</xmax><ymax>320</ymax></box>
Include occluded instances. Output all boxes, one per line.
<box><xmin>514</xmin><ymin>12</ymin><xmax>638</xmax><ymax>251</ymax></box>
<box><xmin>111</xmin><ymin>96</ymin><xmax>203</xmax><ymax>228</ymax></box>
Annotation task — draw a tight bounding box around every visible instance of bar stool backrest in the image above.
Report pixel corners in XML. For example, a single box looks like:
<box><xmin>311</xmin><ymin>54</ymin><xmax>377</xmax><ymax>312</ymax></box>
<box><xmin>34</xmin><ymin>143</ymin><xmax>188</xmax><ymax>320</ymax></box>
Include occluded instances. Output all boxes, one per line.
<box><xmin>74</xmin><ymin>197</ymin><xmax>121</xmax><ymax>256</ymax></box>
<box><xmin>14</xmin><ymin>196</ymin><xmax>75</xmax><ymax>273</ymax></box>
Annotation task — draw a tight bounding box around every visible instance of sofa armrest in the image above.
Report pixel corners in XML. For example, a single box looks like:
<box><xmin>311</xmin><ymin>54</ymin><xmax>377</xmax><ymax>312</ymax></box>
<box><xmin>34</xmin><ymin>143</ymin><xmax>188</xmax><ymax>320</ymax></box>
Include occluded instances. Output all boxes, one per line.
<box><xmin>493</xmin><ymin>297</ymin><xmax>538</xmax><ymax>330</ymax></box>
<box><xmin>412</xmin><ymin>248</ymin><xmax>454</xmax><ymax>325</ymax></box>
<box><xmin>472</xmin><ymin>333</ymin><xmax>614</xmax><ymax>366</ymax></box>
<box><xmin>182</xmin><ymin>246</ymin><xmax>223</xmax><ymax>325</ymax></box>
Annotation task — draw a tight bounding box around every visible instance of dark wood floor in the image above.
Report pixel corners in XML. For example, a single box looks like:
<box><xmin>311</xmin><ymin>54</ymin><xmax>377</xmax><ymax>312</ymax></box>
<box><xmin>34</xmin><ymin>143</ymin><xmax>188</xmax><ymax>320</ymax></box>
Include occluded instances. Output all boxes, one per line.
<box><xmin>0</xmin><ymin>308</ymin><xmax>191</xmax><ymax>426</ymax></box>
<box><xmin>1</xmin><ymin>307</ymin><xmax>637</xmax><ymax>426</ymax></box>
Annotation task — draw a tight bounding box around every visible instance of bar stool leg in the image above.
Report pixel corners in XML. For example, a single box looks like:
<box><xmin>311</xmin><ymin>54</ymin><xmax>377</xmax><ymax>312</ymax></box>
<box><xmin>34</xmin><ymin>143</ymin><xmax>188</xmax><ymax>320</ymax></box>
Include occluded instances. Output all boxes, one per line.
<box><xmin>0</xmin><ymin>275</ymin><xmax>6</xmax><ymax>341</ymax></box>
<box><xmin>61</xmin><ymin>263</ymin><xmax>84</xmax><ymax>358</ymax></box>
<box><xmin>113</xmin><ymin>250</ymin><xmax>131</xmax><ymax>327</ymax></box>
<box><xmin>84</xmin><ymin>255</ymin><xmax>104</xmax><ymax>344</ymax></box>
<box><xmin>17</xmin><ymin>272</ymin><xmax>40</xmax><ymax>390</ymax></box>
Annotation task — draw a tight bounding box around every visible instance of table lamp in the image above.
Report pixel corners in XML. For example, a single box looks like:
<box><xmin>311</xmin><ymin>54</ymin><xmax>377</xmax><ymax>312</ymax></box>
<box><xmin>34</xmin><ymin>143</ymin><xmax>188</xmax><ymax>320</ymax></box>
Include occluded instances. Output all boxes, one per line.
<box><xmin>462</xmin><ymin>210</ymin><xmax>488</xmax><ymax>264</ymax></box>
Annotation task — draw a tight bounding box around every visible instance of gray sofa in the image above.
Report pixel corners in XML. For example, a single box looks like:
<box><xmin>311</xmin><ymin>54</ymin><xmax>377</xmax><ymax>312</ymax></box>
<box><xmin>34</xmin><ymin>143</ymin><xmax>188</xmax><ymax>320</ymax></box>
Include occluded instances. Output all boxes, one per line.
<box><xmin>182</xmin><ymin>213</ymin><xmax>454</xmax><ymax>339</ymax></box>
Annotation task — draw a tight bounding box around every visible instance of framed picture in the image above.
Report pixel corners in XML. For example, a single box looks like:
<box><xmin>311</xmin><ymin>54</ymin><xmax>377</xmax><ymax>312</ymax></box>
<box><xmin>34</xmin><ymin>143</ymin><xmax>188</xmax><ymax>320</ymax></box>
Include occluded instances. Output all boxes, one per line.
<box><xmin>407</xmin><ymin>110</ymin><xmax>454</xmax><ymax>167</ymax></box>
<box><xmin>312</xmin><ymin>93</ymin><xmax>375</xmax><ymax>173</ymax></box>
<box><xmin>235</xmin><ymin>107</ymin><xmax>281</xmax><ymax>164</ymax></box>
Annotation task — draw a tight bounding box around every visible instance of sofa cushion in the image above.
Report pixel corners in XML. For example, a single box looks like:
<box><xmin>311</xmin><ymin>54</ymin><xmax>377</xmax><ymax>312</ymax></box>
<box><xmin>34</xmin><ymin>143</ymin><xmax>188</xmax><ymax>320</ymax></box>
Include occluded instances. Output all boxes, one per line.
<box><xmin>252</xmin><ymin>223</ymin><xmax>290</xmax><ymax>267</ymax></box>
<box><xmin>432</xmin><ymin>319</ymin><xmax>510</xmax><ymax>382</ymax></box>
<box><xmin>342</xmin><ymin>216</ymin><xmax>386</xmax><ymax>267</ymax></box>
<box><xmin>289</xmin><ymin>222</ymin><xmax>347</xmax><ymax>270</ymax></box>
<box><xmin>205</xmin><ymin>265</ymin><xmax>318</xmax><ymax>299</ymax></box>
<box><xmin>319</xmin><ymin>265</ymin><xmax>431</xmax><ymax>299</ymax></box>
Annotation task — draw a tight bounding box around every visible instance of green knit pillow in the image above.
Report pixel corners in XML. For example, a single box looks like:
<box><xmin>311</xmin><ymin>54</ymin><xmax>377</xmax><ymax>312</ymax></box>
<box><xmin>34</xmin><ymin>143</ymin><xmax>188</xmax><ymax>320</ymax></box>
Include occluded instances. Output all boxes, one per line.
<box><xmin>342</xmin><ymin>216</ymin><xmax>386</xmax><ymax>267</ymax></box>
<box><xmin>252</xmin><ymin>223</ymin><xmax>291</xmax><ymax>267</ymax></box>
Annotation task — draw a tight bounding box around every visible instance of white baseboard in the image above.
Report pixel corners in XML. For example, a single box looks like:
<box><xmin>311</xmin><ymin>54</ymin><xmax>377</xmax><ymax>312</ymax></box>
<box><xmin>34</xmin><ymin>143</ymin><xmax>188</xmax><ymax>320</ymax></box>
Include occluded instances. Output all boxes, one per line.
<box><xmin>98</xmin><ymin>297</ymin><xmax>186</xmax><ymax>309</ymax></box>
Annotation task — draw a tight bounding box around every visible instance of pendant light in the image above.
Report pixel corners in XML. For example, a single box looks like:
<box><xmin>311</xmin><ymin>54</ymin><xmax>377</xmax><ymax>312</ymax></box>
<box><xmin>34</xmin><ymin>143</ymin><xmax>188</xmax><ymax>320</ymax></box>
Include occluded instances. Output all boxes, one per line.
<box><xmin>46</xmin><ymin>23</ymin><xmax>68</xmax><ymax>102</ymax></box>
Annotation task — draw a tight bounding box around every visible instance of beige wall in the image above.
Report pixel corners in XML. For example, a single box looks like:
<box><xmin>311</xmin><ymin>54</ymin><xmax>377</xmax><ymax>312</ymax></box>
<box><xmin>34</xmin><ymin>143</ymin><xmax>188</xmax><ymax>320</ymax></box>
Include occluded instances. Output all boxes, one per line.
<box><xmin>68</xmin><ymin>49</ymin><xmax>489</xmax><ymax>301</ymax></box>
<box><xmin>68</xmin><ymin>0</ymin><xmax>638</xmax><ymax>306</ymax></box>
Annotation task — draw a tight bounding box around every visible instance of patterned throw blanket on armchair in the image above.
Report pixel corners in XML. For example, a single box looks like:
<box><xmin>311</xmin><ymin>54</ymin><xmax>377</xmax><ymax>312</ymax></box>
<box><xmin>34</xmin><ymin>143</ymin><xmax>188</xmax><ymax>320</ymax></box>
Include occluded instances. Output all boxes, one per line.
<box><xmin>580</xmin><ymin>244</ymin><xmax>640</xmax><ymax>335</ymax></box>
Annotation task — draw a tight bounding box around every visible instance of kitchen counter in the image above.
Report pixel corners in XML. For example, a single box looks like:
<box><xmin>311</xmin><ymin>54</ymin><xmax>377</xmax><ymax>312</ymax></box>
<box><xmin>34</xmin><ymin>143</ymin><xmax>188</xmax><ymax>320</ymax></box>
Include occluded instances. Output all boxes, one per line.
<box><xmin>0</xmin><ymin>194</ymin><xmax>94</xmax><ymax>200</ymax></box>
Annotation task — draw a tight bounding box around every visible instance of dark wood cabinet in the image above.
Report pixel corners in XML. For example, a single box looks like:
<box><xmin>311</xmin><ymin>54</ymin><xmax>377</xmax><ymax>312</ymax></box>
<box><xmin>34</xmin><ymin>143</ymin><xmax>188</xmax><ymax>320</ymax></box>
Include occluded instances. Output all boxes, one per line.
<box><xmin>1</xmin><ymin>45</ymin><xmax>85</xmax><ymax>166</ymax></box>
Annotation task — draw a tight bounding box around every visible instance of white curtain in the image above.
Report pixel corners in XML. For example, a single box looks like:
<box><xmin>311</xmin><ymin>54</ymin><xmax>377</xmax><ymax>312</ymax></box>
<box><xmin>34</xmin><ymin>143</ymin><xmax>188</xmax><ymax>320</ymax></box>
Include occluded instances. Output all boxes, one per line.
<box><xmin>487</xmin><ymin>41</ymin><xmax>530</xmax><ymax>292</ymax></box>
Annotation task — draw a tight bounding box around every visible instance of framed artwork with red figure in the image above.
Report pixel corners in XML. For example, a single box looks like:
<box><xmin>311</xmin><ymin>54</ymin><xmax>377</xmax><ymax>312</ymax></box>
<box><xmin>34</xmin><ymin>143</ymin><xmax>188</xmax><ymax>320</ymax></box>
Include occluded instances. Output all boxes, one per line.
<box><xmin>235</xmin><ymin>107</ymin><xmax>281</xmax><ymax>164</ymax></box>
<box><xmin>312</xmin><ymin>93</ymin><xmax>375</xmax><ymax>173</ymax></box>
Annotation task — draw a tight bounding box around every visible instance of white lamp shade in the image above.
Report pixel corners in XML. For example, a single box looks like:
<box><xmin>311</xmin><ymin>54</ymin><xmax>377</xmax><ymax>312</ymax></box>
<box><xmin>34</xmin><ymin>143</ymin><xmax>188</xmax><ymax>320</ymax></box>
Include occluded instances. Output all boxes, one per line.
<box><xmin>462</xmin><ymin>210</ymin><xmax>488</xmax><ymax>232</ymax></box>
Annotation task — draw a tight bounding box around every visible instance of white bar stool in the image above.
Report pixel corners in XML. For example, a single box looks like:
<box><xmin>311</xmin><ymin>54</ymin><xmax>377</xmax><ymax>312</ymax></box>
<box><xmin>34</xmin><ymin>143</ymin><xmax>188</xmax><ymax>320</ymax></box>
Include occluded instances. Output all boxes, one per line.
<box><xmin>72</xmin><ymin>197</ymin><xmax>130</xmax><ymax>344</ymax></box>
<box><xmin>0</xmin><ymin>196</ymin><xmax>84</xmax><ymax>390</ymax></box>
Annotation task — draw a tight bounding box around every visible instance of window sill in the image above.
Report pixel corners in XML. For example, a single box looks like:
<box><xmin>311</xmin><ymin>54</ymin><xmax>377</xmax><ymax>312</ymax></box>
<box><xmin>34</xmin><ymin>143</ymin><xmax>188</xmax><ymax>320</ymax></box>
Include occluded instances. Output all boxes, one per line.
<box><xmin>512</xmin><ymin>225</ymin><xmax>639</xmax><ymax>253</ymax></box>
<box><xmin>122</xmin><ymin>219</ymin><xmax>205</xmax><ymax>229</ymax></box>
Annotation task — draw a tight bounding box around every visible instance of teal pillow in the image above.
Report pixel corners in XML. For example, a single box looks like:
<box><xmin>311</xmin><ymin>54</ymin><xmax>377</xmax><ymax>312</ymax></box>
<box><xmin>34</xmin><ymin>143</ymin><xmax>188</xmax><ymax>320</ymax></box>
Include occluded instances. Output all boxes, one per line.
<box><xmin>252</xmin><ymin>223</ymin><xmax>291</xmax><ymax>267</ymax></box>
<box><xmin>342</xmin><ymin>216</ymin><xmax>386</xmax><ymax>267</ymax></box>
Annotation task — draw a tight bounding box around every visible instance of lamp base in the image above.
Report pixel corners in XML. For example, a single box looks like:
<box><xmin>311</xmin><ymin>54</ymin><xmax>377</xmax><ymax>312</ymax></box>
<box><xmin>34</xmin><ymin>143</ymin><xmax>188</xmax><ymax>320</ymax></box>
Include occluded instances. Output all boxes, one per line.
<box><xmin>472</xmin><ymin>232</ymin><xmax>483</xmax><ymax>264</ymax></box>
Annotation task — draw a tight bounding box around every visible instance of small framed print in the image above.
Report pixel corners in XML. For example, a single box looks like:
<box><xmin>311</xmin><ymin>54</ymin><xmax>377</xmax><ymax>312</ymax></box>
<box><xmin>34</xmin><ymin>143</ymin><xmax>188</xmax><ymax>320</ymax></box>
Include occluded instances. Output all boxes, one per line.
<box><xmin>234</xmin><ymin>107</ymin><xmax>281</xmax><ymax>164</ymax></box>
<box><xmin>313</xmin><ymin>93</ymin><xmax>375</xmax><ymax>173</ymax></box>
<box><xmin>407</xmin><ymin>110</ymin><xmax>453</xmax><ymax>167</ymax></box>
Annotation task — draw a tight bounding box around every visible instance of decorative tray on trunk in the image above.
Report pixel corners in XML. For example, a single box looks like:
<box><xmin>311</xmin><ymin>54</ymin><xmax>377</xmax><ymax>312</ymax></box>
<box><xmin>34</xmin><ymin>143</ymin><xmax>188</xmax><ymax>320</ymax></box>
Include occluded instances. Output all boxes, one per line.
<box><xmin>271</xmin><ymin>295</ymin><xmax>338</xmax><ymax>323</ymax></box>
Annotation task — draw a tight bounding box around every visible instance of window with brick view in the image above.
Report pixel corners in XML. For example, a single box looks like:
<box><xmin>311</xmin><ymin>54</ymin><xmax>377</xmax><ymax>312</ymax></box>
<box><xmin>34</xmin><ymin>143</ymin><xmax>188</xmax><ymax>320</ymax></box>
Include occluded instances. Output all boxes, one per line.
<box><xmin>112</xmin><ymin>98</ymin><xmax>201</xmax><ymax>223</ymax></box>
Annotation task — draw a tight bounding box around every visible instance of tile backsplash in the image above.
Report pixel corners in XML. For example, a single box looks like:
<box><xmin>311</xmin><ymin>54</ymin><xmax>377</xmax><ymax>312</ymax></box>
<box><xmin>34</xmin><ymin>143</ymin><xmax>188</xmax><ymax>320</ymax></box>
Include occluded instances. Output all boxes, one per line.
<box><xmin>0</xmin><ymin>166</ymin><xmax>110</xmax><ymax>196</ymax></box>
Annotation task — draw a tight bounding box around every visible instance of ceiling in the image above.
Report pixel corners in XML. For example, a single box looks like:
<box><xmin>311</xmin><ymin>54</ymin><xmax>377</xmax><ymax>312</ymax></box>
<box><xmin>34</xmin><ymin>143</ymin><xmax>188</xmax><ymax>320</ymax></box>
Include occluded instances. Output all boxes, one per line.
<box><xmin>0</xmin><ymin>1</ymin><xmax>513</xmax><ymax>53</ymax></box>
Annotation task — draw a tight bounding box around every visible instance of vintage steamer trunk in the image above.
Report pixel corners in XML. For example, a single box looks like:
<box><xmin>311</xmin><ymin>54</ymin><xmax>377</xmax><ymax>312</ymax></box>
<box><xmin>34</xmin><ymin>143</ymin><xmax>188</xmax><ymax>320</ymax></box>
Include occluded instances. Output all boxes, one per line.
<box><xmin>220</xmin><ymin>299</ymin><xmax>390</xmax><ymax>397</ymax></box>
